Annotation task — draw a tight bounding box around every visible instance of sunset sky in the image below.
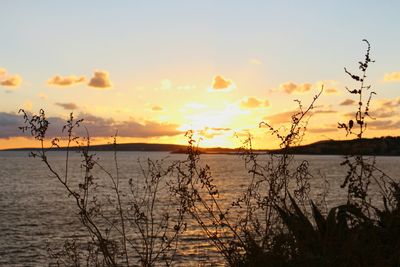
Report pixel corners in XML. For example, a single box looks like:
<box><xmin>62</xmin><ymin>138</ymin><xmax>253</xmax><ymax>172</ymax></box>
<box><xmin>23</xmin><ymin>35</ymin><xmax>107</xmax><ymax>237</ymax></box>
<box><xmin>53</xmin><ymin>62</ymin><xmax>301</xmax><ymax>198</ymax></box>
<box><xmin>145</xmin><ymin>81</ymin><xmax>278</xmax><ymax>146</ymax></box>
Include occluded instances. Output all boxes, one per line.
<box><xmin>1</xmin><ymin>1</ymin><xmax>399</xmax><ymax>149</ymax></box>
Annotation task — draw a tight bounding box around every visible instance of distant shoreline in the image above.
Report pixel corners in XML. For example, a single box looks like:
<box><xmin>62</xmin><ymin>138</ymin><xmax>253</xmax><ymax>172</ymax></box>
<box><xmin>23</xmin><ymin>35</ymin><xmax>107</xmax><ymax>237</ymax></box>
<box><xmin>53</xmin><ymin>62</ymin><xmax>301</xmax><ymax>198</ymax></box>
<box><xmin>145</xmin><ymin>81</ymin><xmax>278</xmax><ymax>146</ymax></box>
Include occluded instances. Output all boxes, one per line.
<box><xmin>2</xmin><ymin>136</ymin><xmax>400</xmax><ymax>156</ymax></box>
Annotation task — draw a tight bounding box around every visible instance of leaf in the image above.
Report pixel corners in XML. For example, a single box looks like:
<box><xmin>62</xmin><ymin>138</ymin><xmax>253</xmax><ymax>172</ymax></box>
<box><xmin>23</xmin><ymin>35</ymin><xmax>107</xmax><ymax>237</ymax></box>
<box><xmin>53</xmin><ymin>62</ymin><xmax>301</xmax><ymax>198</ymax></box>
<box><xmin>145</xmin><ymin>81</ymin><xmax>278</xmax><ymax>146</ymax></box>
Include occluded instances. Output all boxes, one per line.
<box><xmin>349</xmin><ymin>120</ymin><xmax>354</xmax><ymax>129</ymax></box>
<box><xmin>311</xmin><ymin>201</ymin><xmax>326</xmax><ymax>235</ymax></box>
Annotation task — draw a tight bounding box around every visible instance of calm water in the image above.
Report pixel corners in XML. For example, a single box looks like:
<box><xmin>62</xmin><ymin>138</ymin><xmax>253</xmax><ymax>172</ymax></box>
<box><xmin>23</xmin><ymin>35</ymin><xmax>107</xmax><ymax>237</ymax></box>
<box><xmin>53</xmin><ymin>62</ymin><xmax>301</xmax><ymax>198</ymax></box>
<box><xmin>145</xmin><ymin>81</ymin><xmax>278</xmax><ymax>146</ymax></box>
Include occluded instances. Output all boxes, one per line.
<box><xmin>1</xmin><ymin>151</ymin><xmax>399</xmax><ymax>266</ymax></box>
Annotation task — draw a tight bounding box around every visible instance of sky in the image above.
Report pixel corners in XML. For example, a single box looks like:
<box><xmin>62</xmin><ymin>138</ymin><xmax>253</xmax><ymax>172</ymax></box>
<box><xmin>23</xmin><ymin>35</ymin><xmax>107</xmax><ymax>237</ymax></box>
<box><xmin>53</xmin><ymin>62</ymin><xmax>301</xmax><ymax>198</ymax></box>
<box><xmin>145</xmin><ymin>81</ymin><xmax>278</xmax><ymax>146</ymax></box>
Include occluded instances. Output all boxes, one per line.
<box><xmin>0</xmin><ymin>1</ymin><xmax>399</xmax><ymax>149</ymax></box>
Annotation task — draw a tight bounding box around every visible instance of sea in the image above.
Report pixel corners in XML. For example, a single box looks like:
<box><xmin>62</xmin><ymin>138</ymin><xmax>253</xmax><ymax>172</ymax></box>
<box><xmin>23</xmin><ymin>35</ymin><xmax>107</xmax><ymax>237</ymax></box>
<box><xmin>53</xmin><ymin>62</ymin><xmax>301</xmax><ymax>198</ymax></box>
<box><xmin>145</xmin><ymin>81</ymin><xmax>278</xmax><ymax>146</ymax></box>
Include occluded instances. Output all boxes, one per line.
<box><xmin>1</xmin><ymin>151</ymin><xmax>399</xmax><ymax>266</ymax></box>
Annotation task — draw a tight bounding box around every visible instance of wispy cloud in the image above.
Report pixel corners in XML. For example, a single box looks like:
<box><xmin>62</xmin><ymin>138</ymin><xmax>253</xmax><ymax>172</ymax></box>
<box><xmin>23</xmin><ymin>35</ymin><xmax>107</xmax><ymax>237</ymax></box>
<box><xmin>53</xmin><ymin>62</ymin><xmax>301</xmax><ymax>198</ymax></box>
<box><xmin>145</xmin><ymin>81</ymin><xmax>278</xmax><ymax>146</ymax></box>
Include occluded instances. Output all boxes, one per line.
<box><xmin>368</xmin><ymin>120</ymin><xmax>400</xmax><ymax>130</ymax></box>
<box><xmin>55</xmin><ymin>102</ymin><xmax>78</xmax><ymax>110</ymax></box>
<box><xmin>313</xmin><ymin>109</ymin><xmax>337</xmax><ymax>114</ymax></box>
<box><xmin>151</xmin><ymin>105</ymin><xmax>163</xmax><ymax>111</ymax></box>
<box><xmin>325</xmin><ymin>87</ymin><xmax>338</xmax><ymax>94</ymax></box>
<box><xmin>79</xmin><ymin>113</ymin><xmax>181</xmax><ymax>137</ymax></box>
<box><xmin>88</xmin><ymin>70</ymin><xmax>112</xmax><ymax>88</ymax></box>
<box><xmin>280</xmin><ymin>82</ymin><xmax>312</xmax><ymax>94</ymax></box>
<box><xmin>264</xmin><ymin>108</ymin><xmax>336</xmax><ymax>125</ymax></box>
<box><xmin>308</xmin><ymin>127</ymin><xmax>337</xmax><ymax>133</ymax></box>
<box><xmin>278</xmin><ymin>80</ymin><xmax>337</xmax><ymax>95</ymax></box>
<box><xmin>342</xmin><ymin>98</ymin><xmax>400</xmax><ymax>120</ymax></box>
<box><xmin>315</xmin><ymin>80</ymin><xmax>339</xmax><ymax>94</ymax></box>
<box><xmin>47</xmin><ymin>75</ymin><xmax>86</xmax><ymax>87</ymax></box>
<box><xmin>384</xmin><ymin>72</ymin><xmax>400</xmax><ymax>82</ymax></box>
<box><xmin>263</xmin><ymin>110</ymin><xmax>297</xmax><ymax>124</ymax></box>
<box><xmin>370</xmin><ymin>98</ymin><xmax>400</xmax><ymax>118</ymax></box>
<box><xmin>197</xmin><ymin>127</ymin><xmax>232</xmax><ymax>139</ymax></box>
<box><xmin>0</xmin><ymin>112</ymin><xmax>182</xmax><ymax>139</ymax></box>
<box><xmin>340</xmin><ymin>99</ymin><xmax>355</xmax><ymax>106</ymax></box>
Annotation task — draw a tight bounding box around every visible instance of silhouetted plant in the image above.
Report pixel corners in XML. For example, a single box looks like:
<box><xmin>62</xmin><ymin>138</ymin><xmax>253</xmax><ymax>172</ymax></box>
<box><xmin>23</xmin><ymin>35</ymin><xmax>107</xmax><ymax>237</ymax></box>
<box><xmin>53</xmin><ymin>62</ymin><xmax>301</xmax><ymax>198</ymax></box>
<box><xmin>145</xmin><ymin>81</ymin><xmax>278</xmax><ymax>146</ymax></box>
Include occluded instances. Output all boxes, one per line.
<box><xmin>231</xmin><ymin>88</ymin><xmax>323</xmax><ymax>265</ymax></box>
<box><xmin>170</xmin><ymin>88</ymin><xmax>323</xmax><ymax>266</ymax></box>
<box><xmin>47</xmin><ymin>238</ymin><xmax>105</xmax><ymax>267</ymax></box>
<box><xmin>270</xmin><ymin>193</ymin><xmax>400</xmax><ymax>267</ymax></box>
<box><xmin>170</xmin><ymin>130</ymin><xmax>247</xmax><ymax>265</ymax></box>
<box><xmin>170</xmin><ymin>40</ymin><xmax>400</xmax><ymax>266</ymax></box>
<box><xmin>338</xmin><ymin>40</ymin><xmax>396</xmax><ymax>211</ymax></box>
<box><xmin>19</xmin><ymin>111</ymin><xmax>185</xmax><ymax>266</ymax></box>
<box><xmin>248</xmin><ymin>39</ymin><xmax>400</xmax><ymax>267</ymax></box>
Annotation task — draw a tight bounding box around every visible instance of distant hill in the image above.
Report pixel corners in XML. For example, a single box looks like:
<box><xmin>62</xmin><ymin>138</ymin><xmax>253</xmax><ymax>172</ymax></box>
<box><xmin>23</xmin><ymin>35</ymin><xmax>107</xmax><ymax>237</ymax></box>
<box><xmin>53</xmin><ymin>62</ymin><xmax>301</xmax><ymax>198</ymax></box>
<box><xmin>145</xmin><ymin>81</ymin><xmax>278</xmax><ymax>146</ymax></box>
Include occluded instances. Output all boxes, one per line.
<box><xmin>4</xmin><ymin>142</ymin><xmax>242</xmax><ymax>154</ymax></box>
<box><xmin>3</xmin><ymin>137</ymin><xmax>400</xmax><ymax>156</ymax></box>
<box><xmin>5</xmin><ymin>143</ymin><xmax>187</xmax><ymax>152</ymax></box>
<box><xmin>271</xmin><ymin>136</ymin><xmax>400</xmax><ymax>156</ymax></box>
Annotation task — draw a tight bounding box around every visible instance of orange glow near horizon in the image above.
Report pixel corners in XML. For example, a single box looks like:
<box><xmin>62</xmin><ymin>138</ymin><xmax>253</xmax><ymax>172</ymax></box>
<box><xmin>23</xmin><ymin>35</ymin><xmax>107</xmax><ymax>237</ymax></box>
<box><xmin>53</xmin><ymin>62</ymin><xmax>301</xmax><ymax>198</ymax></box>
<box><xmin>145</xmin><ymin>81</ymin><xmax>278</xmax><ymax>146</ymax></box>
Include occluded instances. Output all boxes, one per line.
<box><xmin>1</xmin><ymin>90</ymin><xmax>400</xmax><ymax>151</ymax></box>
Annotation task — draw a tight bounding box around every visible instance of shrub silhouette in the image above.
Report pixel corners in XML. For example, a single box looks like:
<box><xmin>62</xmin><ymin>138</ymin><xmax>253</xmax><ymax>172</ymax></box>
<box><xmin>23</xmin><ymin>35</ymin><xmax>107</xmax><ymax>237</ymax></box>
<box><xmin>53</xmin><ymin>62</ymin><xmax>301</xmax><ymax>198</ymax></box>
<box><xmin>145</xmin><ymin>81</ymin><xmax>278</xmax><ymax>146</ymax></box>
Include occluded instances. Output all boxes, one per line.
<box><xmin>19</xmin><ymin>40</ymin><xmax>400</xmax><ymax>266</ymax></box>
<box><xmin>234</xmin><ymin>39</ymin><xmax>400</xmax><ymax>267</ymax></box>
<box><xmin>19</xmin><ymin>112</ymin><xmax>186</xmax><ymax>266</ymax></box>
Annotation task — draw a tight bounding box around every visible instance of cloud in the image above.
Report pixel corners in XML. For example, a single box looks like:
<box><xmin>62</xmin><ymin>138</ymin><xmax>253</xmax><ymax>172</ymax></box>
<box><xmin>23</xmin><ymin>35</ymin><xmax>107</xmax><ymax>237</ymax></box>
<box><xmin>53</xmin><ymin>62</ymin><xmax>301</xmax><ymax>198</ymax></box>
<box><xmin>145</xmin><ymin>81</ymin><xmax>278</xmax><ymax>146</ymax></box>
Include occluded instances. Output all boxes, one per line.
<box><xmin>343</xmin><ymin>98</ymin><xmax>399</xmax><ymax>120</ymax></box>
<box><xmin>384</xmin><ymin>72</ymin><xmax>400</xmax><ymax>82</ymax></box>
<box><xmin>70</xmin><ymin>113</ymin><xmax>182</xmax><ymax>138</ymax></box>
<box><xmin>378</xmin><ymin>98</ymin><xmax>400</xmax><ymax>109</ymax></box>
<box><xmin>340</xmin><ymin>99</ymin><xmax>355</xmax><ymax>106</ymax></box>
<box><xmin>240</xmin><ymin>97</ymin><xmax>269</xmax><ymax>108</ymax></box>
<box><xmin>197</xmin><ymin>127</ymin><xmax>232</xmax><ymax>139</ymax></box>
<box><xmin>343</xmin><ymin>112</ymin><xmax>354</xmax><ymax>119</ymax></box>
<box><xmin>151</xmin><ymin>105</ymin><xmax>163</xmax><ymax>111</ymax></box>
<box><xmin>367</xmin><ymin>120</ymin><xmax>400</xmax><ymax>130</ymax></box>
<box><xmin>264</xmin><ymin>108</ymin><xmax>336</xmax><ymax>125</ymax></box>
<box><xmin>1</xmin><ymin>75</ymin><xmax>22</xmax><ymax>87</ymax></box>
<box><xmin>276</xmin><ymin>80</ymin><xmax>338</xmax><ymax>95</ymax></box>
<box><xmin>368</xmin><ymin>98</ymin><xmax>400</xmax><ymax>118</ymax></box>
<box><xmin>263</xmin><ymin>110</ymin><xmax>297</xmax><ymax>124</ymax></box>
<box><xmin>88</xmin><ymin>70</ymin><xmax>112</xmax><ymax>88</ymax></box>
<box><xmin>210</xmin><ymin>127</ymin><xmax>231</xmax><ymax>131</ymax></box>
<box><xmin>0</xmin><ymin>112</ymin><xmax>27</xmax><ymax>139</ymax></box>
<box><xmin>325</xmin><ymin>87</ymin><xmax>338</xmax><ymax>94</ymax></box>
<box><xmin>280</xmin><ymin>82</ymin><xmax>312</xmax><ymax>94</ymax></box>
<box><xmin>47</xmin><ymin>75</ymin><xmax>86</xmax><ymax>87</ymax></box>
<box><xmin>308</xmin><ymin>127</ymin><xmax>337</xmax><ymax>133</ymax></box>
<box><xmin>0</xmin><ymin>111</ymin><xmax>72</xmax><ymax>139</ymax></box>
<box><xmin>313</xmin><ymin>109</ymin><xmax>337</xmax><ymax>114</ymax></box>
<box><xmin>0</xmin><ymin>68</ymin><xmax>22</xmax><ymax>88</ymax></box>
<box><xmin>55</xmin><ymin>102</ymin><xmax>78</xmax><ymax>110</ymax></box>
<box><xmin>211</xmin><ymin>75</ymin><xmax>233</xmax><ymax>91</ymax></box>
<box><xmin>372</xmin><ymin>108</ymin><xmax>397</xmax><ymax>119</ymax></box>
<box><xmin>314</xmin><ymin>80</ymin><xmax>339</xmax><ymax>94</ymax></box>
<box><xmin>0</xmin><ymin>111</ymin><xmax>182</xmax><ymax>139</ymax></box>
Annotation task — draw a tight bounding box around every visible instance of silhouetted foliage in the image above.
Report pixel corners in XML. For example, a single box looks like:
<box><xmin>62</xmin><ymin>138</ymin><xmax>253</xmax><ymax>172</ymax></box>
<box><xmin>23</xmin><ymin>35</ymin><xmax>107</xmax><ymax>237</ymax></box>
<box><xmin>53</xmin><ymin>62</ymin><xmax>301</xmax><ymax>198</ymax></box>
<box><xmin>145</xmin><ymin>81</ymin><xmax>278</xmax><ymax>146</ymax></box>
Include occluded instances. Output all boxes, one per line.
<box><xmin>337</xmin><ymin>40</ymin><xmax>396</xmax><ymax>211</ymax></box>
<box><xmin>18</xmin><ymin>39</ymin><xmax>400</xmax><ymax>267</ymax></box>
<box><xmin>19</xmin><ymin>112</ymin><xmax>185</xmax><ymax>266</ymax></box>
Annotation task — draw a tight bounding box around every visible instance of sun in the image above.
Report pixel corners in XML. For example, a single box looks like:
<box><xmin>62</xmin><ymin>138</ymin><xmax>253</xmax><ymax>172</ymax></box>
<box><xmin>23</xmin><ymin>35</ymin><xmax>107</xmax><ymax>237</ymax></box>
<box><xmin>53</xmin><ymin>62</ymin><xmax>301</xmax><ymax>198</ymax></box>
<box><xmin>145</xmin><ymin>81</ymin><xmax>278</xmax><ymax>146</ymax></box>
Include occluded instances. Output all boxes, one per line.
<box><xmin>176</xmin><ymin>105</ymin><xmax>250</xmax><ymax>148</ymax></box>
